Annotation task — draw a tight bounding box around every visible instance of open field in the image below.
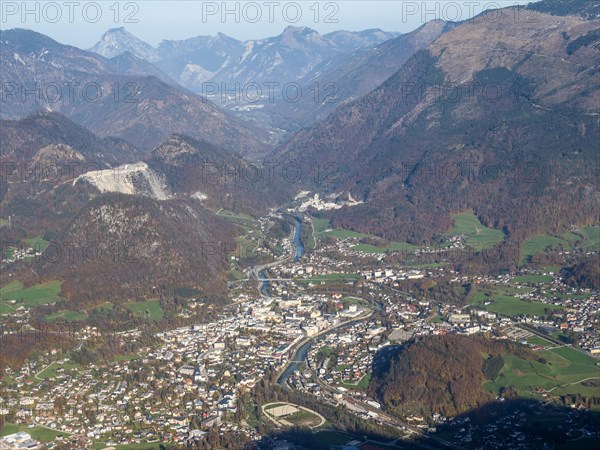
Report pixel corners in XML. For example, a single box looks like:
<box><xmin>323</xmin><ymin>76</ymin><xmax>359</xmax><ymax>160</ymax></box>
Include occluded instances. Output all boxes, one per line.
<box><xmin>285</xmin><ymin>409</ymin><xmax>324</xmax><ymax>427</ymax></box>
<box><xmin>526</xmin><ymin>335</ymin><xmax>554</xmax><ymax>348</ymax></box>
<box><xmin>312</xmin><ymin>217</ymin><xmax>416</xmax><ymax>253</ymax></box>
<box><xmin>523</xmin><ymin>235</ymin><xmax>570</xmax><ymax>259</ymax></box>
<box><xmin>449</xmin><ymin>212</ymin><xmax>505</xmax><ymax>247</ymax></box>
<box><xmin>1</xmin><ymin>423</ymin><xmax>68</xmax><ymax>441</ymax></box>
<box><xmin>322</xmin><ymin>228</ymin><xmax>372</xmax><ymax>240</ymax></box>
<box><xmin>234</xmin><ymin>236</ymin><xmax>262</xmax><ymax>259</ymax></box>
<box><xmin>351</xmin><ymin>241</ymin><xmax>417</xmax><ymax>254</ymax></box>
<box><xmin>92</xmin><ymin>443</ymin><xmax>162</xmax><ymax>450</ymax></box>
<box><xmin>484</xmin><ymin>346</ymin><xmax>600</xmax><ymax>399</ymax></box>
<box><xmin>37</xmin><ymin>362</ymin><xmax>81</xmax><ymax>379</ymax></box>
<box><xmin>312</xmin><ymin>217</ymin><xmax>331</xmax><ymax>234</ymax></box>
<box><xmin>577</xmin><ymin>226</ymin><xmax>600</xmax><ymax>249</ymax></box>
<box><xmin>0</xmin><ymin>279</ymin><xmax>62</xmax><ymax>310</ymax></box>
<box><xmin>298</xmin><ymin>273</ymin><xmax>360</xmax><ymax>283</ymax></box>
<box><xmin>512</xmin><ymin>274</ymin><xmax>554</xmax><ymax>284</ymax></box>
<box><xmin>342</xmin><ymin>297</ymin><xmax>363</xmax><ymax>305</ymax></box>
<box><xmin>94</xmin><ymin>302</ymin><xmax>114</xmax><ymax>312</ymax></box>
<box><xmin>217</xmin><ymin>209</ymin><xmax>257</xmax><ymax>223</ymax></box>
<box><xmin>471</xmin><ymin>291</ymin><xmax>561</xmax><ymax>317</ymax></box>
<box><xmin>45</xmin><ymin>310</ymin><xmax>88</xmax><ymax>322</ymax></box>
<box><xmin>24</xmin><ymin>236</ymin><xmax>50</xmax><ymax>252</ymax></box>
<box><xmin>340</xmin><ymin>373</ymin><xmax>372</xmax><ymax>390</ymax></box>
<box><xmin>522</xmin><ymin>226</ymin><xmax>600</xmax><ymax>260</ymax></box>
<box><xmin>125</xmin><ymin>300</ymin><xmax>164</xmax><ymax>321</ymax></box>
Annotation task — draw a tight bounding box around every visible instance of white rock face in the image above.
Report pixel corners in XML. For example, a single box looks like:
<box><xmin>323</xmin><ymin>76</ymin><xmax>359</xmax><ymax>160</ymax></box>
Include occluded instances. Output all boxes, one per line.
<box><xmin>180</xmin><ymin>63</ymin><xmax>215</xmax><ymax>85</ymax></box>
<box><xmin>75</xmin><ymin>162</ymin><xmax>170</xmax><ymax>200</ymax></box>
<box><xmin>191</xmin><ymin>191</ymin><xmax>208</xmax><ymax>201</ymax></box>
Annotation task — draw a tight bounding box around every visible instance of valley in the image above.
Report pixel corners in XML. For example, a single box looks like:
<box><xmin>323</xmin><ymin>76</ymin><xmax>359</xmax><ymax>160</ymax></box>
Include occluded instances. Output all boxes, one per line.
<box><xmin>1</xmin><ymin>1</ymin><xmax>599</xmax><ymax>449</ymax></box>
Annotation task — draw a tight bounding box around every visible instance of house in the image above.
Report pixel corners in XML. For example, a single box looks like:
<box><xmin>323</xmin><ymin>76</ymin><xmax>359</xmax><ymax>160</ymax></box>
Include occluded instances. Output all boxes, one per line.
<box><xmin>201</xmin><ymin>415</ymin><xmax>221</xmax><ymax>429</ymax></box>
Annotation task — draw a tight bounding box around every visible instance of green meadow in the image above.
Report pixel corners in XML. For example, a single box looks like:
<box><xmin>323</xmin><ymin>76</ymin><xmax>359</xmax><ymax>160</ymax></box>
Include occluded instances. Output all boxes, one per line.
<box><xmin>512</xmin><ymin>274</ymin><xmax>554</xmax><ymax>284</ymax></box>
<box><xmin>298</xmin><ymin>273</ymin><xmax>360</xmax><ymax>283</ymax></box>
<box><xmin>125</xmin><ymin>299</ymin><xmax>164</xmax><ymax>321</ymax></box>
<box><xmin>471</xmin><ymin>291</ymin><xmax>561</xmax><ymax>317</ymax></box>
<box><xmin>522</xmin><ymin>226</ymin><xmax>600</xmax><ymax>261</ymax></box>
<box><xmin>0</xmin><ymin>279</ymin><xmax>62</xmax><ymax>311</ymax></box>
<box><xmin>45</xmin><ymin>310</ymin><xmax>88</xmax><ymax>322</ymax></box>
<box><xmin>24</xmin><ymin>236</ymin><xmax>50</xmax><ymax>252</ymax></box>
<box><xmin>1</xmin><ymin>423</ymin><xmax>68</xmax><ymax>441</ymax></box>
<box><xmin>37</xmin><ymin>362</ymin><xmax>81</xmax><ymax>380</ymax></box>
<box><xmin>484</xmin><ymin>345</ymin><xmax>599</xmax><ymax>399</ymax></box>
<box><xmin>312</xmin><ymin>217</ymin><xmax>417</xmax><ymax>253</ymax></box>
<box><xmin>449</xmin><ymin>212</ymin><xmax>505</xmax><ymax>247</ymax></box>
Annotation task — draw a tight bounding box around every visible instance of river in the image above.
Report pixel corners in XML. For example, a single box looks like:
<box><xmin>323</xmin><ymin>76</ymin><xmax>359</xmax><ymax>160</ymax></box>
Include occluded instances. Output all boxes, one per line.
<box><xmin>293</xmin><ymin>216</ymin><xmax>304</xmax><ymax>261</ymax></box>
<box><xmin>277</xmin><ymin>340</ymin><xmax>312</xmax><ymax>384</ymax></box>
<box><xmin>277</xmin><ymin>316</ymin><xmax>370</xmax><ymax>386</ymax></box>
<box><xmin>258</xmin><ymin>270</ymin><xmax>271</xmax><ymax>297</ymax></box>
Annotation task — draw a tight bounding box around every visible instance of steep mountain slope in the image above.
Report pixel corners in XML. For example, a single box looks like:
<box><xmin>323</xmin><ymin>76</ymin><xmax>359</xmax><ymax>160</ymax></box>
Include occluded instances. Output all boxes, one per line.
<box><xmin>0</xmin><ymin>113</ymin><xmax>139</xmax><ymax>240</ymax></box>
<box><xmin>0</xmin><ymin>29</ymin><xmax>271</xmax><ymax>154</ymax></box>
<box><xmin>527</xmin><ymin>0</ymin><xmax>600</xmax><ymax>18</ymax></box>
<box><xmin>74</xmin><ymin>162</ymin><xmax>171</xmax><ymax>200</ymax></box>
<box><xmin>147</xmin><ymin>135</ymin><xmax>291</xmax><ymax>214</ymax></box>
<box><xmin>156</xmin><ymin>32</ymin><xmax>246</xmax><ymax>86</ymax></box>
<box><xmin>274</xmin><ymin>5</ymin><xmax>600</xmax><ymax>253</ymax></box>
<box><xmin>106</xmin><ymin>52</ymin><xmax>177</xmax><ymax>86</ymax></box>
<box><xmin>560</xmin><ymin>254</ymin><xmax>600</xmax><ymax>290</ymax></box>
<box><xmin>210</xmin><ymin>26</ymin><xmax>341</xmax><ymax>86</ymax></box>
<box><xmin>33</xmin><ymin>194</ymin><xmax>235</xmax><ymax>303</ymax></box>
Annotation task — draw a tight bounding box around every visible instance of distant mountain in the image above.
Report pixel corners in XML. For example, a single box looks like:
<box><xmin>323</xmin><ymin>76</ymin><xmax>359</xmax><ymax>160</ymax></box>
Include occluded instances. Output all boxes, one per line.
<box><xmin>85</xmin><ymin>26</ymin><xmax>402</xmax><ymax>136</ymax></box>
<box><xmin>324</xmin><ymin>28</ymin><xmax>401</xmax><ymax>52</ymax></box>
<box><xmin>0</xmin><ymin>112</ymin><xmax>141</xmax><ymax>167</ymax></box>
<box><xmin>273</xmin><ymin>5</ymin><xmax>600</xmax><ymax>260</ymax></box>
<box><xmin>157</xmin><ymin>32</ymin><xmax>246</xmax><ymax>86</ymax></box>
<box><xmin>0</xmin><ymin>29</ymin><xmax>272</xmax><ymax>154</ymax></box>
<box><xmin>106</xmin><ymin>51</ymin><xmax>178</xmax><ymax>86</ymax></box>
<box><xmin>208</xmin><ymin>26</ymin><xmax>343</xmax><ymax>86</ymax></box>
<box><xmin>88</xmin><ymin>26</ymin><xmax>399</xmax><ymax>92</ymax></box>
<box><xmin>267</xmin><ymin>20</ymin><xmax>451</xmax><ymax>129</ymax></box>
<box><xmin>89</xmin><ymin>27</ymin><xmax>160</xmax><ymax>61</ymax></box>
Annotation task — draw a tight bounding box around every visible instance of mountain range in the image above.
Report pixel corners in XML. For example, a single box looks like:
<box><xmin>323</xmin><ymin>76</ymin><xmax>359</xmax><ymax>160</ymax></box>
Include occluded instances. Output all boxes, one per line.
<box><xmin>0</xmin><ymin>29</ymin><xmax>271</xmax><ymax>154</ymax></box>
<box><xmin>90</xmin><ymin>26</ymin><xmax>400</xmax><ymax>90</ymax></box>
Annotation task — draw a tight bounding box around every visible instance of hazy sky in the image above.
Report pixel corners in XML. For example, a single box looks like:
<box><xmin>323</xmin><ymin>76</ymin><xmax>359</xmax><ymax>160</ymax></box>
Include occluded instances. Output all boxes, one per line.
<box><xmin>1</xmin><ymin>1</ymin><xmax>540</xmax><ymax>48</ymax></box>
